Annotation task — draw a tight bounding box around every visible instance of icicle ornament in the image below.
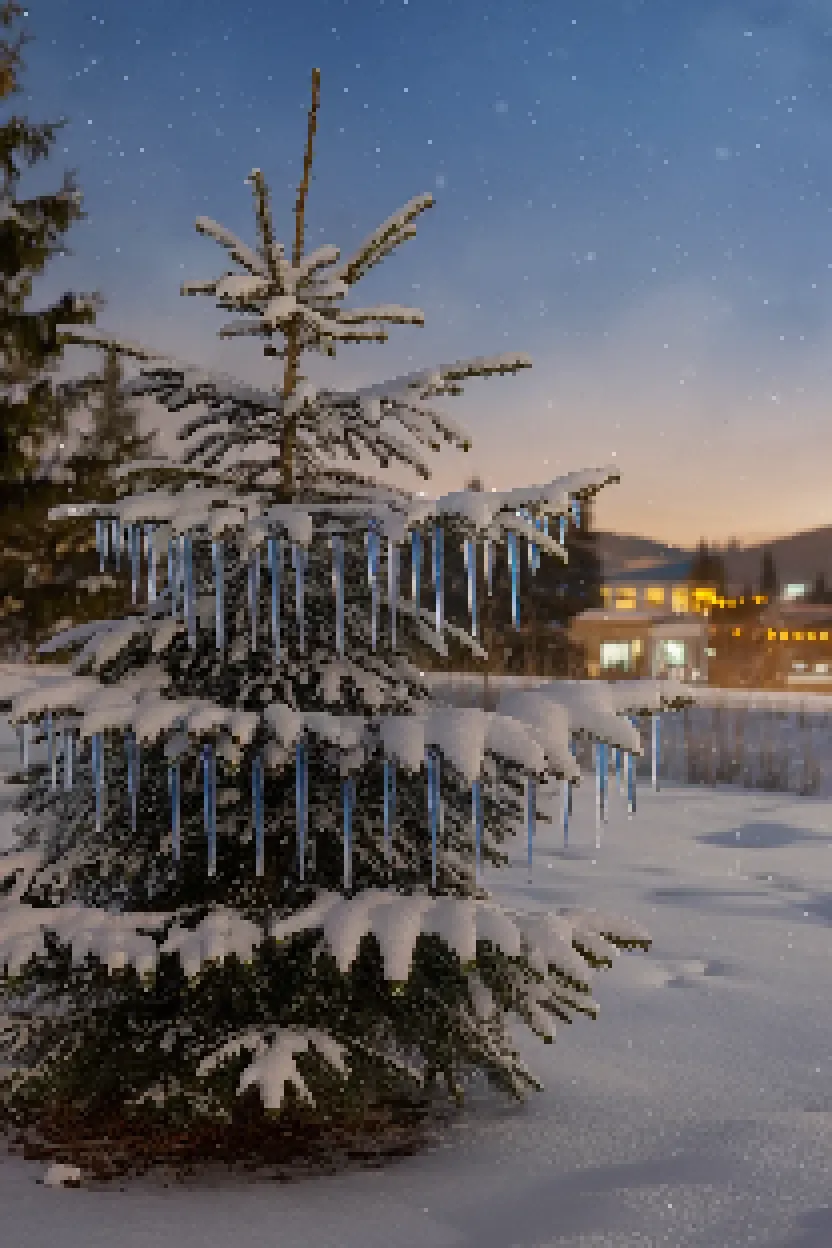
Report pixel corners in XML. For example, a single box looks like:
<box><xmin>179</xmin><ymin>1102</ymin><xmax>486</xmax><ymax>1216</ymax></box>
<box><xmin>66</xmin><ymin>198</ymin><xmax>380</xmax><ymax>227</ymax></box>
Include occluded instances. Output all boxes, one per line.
<box><xmin>433</xmin><ymin>526</ymin><xmax>444</xmax><ymax>634</ymax></box>
<box><xmin>507</xmin><ymin>531</ymin><xmax>520</xmax><ymax>629</ymax></box>
<box><xmin>292</xmin><ymin>544</ymin><xmax>306</xmax><ymax>653</ymax></box>
<box><xmin>268</xmin><ymin>535</ymin><xmax>281</xmax><ymax>661</ymax></box>
<box><xmin>112</xmin><ymin>519</ymin><xmax>121</xmax><ymax>571</ymax></box>
<box><xmin>388</xmin><ymin>537</ymin><xmax>399</xmax><ymax>648</ymax></box>
<box><xmin>252</xmin><ymin>754</ymin><xmax>264</xmax><ymax>877</ymax></box>
<box><xmin>652</xmin><ymin>713</ymin><xmax>660</xmax><ymax>792</ymax></box>
<box><xmin>248</xmin><ymin>547</ymin><xmax>261</xmax><ymax>651</ymax></box>
<box><xmin>184</xmin><ymin>534</ymin><xmax>196</xmax><ymax>650</ymax></box>
<box><xmin>526</xmin><ymin>775</ymin><xmax>536</xmax><ymax>881</ymax></box>
<box><xmin>168</xmin><ymin>538</ymin><xmax>177</xmax><ymax>619</ymax></box>
<box><xmin>95</xmin><ymin>519</ymin><xmax>105</xmax><ymax>572</ymax></box>
<box><xmin>46</xmin><ymin>711</ymin><xmax>56</xmax><ymax>790</ymax></box>
<box><xmin>129</xmin><ymin>525</ymin><xmax>140</xmax><ymax>604</ymax></box>
<box><xmin>203</xmin><ymin>744</ymin><xmax>217</xmax><ymax>877</ymax></box>
<box><xmin>464</xmin><ymin>537</ymin><xmax>478</xmax><ymax>637</ymax></box>
<box><xmin>212</xmin><ymin>539</ymin><xmax>225</xmax><ymax>651</ymax></box>
<box><xmin>411</xmin><ymin>529</ymin><xmax>421</xmax><ymax>610</ymax></box>
<box><xmin>331</xmin><ymin>534</ymin><xmax>345</xmax><ymax>658</ymax></box>
<box><xmin>146</xmin><ymin>525</ymin><xmax>157</xmax><ymax>604</ymax></box>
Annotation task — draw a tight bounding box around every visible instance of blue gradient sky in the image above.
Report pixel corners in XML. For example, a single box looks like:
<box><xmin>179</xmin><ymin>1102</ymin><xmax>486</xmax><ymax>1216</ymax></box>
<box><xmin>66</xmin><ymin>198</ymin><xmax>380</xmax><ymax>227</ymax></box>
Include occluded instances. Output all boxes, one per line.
<box><xmin>19</xmin><ymin>0</ymin><xmax>832</xmax><ymax>546</ymax></box>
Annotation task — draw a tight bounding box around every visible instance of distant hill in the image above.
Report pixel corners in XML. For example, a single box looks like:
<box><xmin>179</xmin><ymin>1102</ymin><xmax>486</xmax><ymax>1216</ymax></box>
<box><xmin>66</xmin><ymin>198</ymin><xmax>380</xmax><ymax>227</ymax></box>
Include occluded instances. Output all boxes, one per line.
<box><xmin>597</xmin><ymin>525</ymin><xmax>832</xmax><ymax>591</ymax></box>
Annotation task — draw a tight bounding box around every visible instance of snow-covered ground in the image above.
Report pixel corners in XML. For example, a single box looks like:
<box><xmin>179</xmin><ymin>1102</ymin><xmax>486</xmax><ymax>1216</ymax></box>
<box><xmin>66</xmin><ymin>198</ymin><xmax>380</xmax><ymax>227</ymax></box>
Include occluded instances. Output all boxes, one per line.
<box><xmin>1</xmin><ymin>718</ymin><xmax>830</xmax><ymax>1246</ymax></box>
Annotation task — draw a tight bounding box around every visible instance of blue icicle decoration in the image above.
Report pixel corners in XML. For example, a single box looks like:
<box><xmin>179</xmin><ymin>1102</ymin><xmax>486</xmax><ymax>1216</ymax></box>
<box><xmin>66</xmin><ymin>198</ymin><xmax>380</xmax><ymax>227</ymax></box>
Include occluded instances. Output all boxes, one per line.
<box><xmin>559</xmin><ymin>513</ymin><xmax>566</xmax><ymax>546</ymax></box>
<box><xmin>388</xmin><ymin>537</ymin><xmax>399</xmax><ymax>649</ymax></box>
<box><xmin>615</xmin><ymin>745</ymin><xmax>623</xmax><ymax>794</ymax></box>
<box><xmin>212</xmin><ymin>539</ymin><xmax>225</xmax><ymax>651</ymax></box>
<box><xmin>146</xmin><ymin>525</ymin><xmax>157</xmax><ymax>604</ymax></box>
<box><xmin>184</xmin><ymin>534</ymin><xmax>196</xmax><ymax>650</ymax></box>
<box><xmin>507</xmin><ymin>531</ymin><xmax>520</xmax><ymax>629</ymax></box>
<box><xmin>168</xmin><ymin>538</ymin><xmax>176</xmax><ymax>618</ymax></box>
<box><xmin>433</xmin><ymin>525</ymin><xmax>444</xmax><ymax>635</ymax></box>
<box><xmin>296</xmin><ymin>740</ymin><xmax>307</xmax><ymax>879</ymax></box>
<box><xmin>331</xmin><ymin>534</ymin><xmax>345</xmax><ymax>657</ymax></box>
<box><xmin>342</xmin><ymin>776</ymin><xmax>354</xmax><ymax>891</ymax></box>
<box><xmin>572</xmin><ymin>497</ymin><xmax>581</xmax><ymax>529</ymax></box>
<box><xmin>595</xmin><ymin>740</ymin><xmax>607</xmax><ymax>848</ymax></box>
<box><xmin>526</xmin><ymin>775</ymin><xmax>536</xmax><ymax>881</ymax></box>
<box><xmin>168</xmin><ymin>761</ymin><xmax>181</xmax><ymax>862</ymax></box>
<box><xmin>129</xmin><ymin>524</ymin><xmax>140</xmax><ymax>604</ymax></box>
<box><xmin>366</xmin><ymin>527</ymin><xmax>380</xmax><ymax>652</ymax></box>
<box><xmin>472</xmin><ymin>777</ymin><xmax>483</xmax><ymax>884</ymax></box>
<box><xmin>203</xmin><ymin>743</ymin><xmax>217</xmax><ymax>877</ymax></box>
<box><xmin>47</xmin><ymin>711</ymin><xmax>56</xmax><ymax>790</ymax></box>
<box><xmin>19</xmin><ymin>720</ymin><xmax>29</xmax><ymax>771</ymax></box>
<box><xmin>484</xmin><ymin>538</ymin><xmax>494</xmax><ymax>596</ymax></box>
<box><xmin>411</xmin><ymin>529</ymin><xmax>422</xmax><ymax>610</ymax></box>
<box><xmin>63</xmin><ymin>723</ymin><xmax>73</xmax><ymax>791</ymax></box>
<box><xmin>562</xmin><ymin>772</ymin><xmax>570</xmax><ymax>849</ymax></box>
<box><xmin>628</xmin><ymin>717</ymin><xmax>637</xmax><ymax>817</ymax></box>
<box><xmin>248</xmin><ymin>547</ymin><xmax>260</xmax><ymax>651</ymax></box>
<box><xmin>96</xmin><ymin>518</ymin><xmax>105</xmax><ymax>572</ymax></box>
<box><xmin>464</xmin><ymin>538</ymin><xmax>478</xmax><ymax>637</ymax></box>
<box><xmin>92</xmin><ymin>732</ymin><xmax>103</xmax><ymax>835</ymax></box>
<box><xmin>112</xmin><ymin>519</ymin><xmax>121</xmax><ymax>571</ymax></box>
<box><xmin>268</xmin><ymin>536</ymin><xmax>282</xmax><ymax>661</ymax></box>
<box><xmin>252</xmin><ymin>754</ymin><xmax>265</xmax><ymax>877</ymax></box>
<box><xmin>652</xmin><ymin>713</ymin><xmax>660</xmax><ymax>792</ymax></box>
<box><xmin>292</xmin><ymin>544</ymin><xmax>306</xmax><ymax>653</ymax></box>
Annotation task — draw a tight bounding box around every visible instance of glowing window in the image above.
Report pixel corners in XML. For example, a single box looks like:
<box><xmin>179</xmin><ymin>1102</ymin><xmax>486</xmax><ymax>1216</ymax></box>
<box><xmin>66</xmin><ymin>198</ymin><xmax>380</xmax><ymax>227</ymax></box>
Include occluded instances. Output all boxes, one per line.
<box><xmin>658</xmin><ymin>639</ymin><xmax>686</xmax><ymax>666</ymax></box>
<box><xmin>732</xmin><ymin>627</ymin><xmax>741</xmax><ymax>637</ymax></box>
<box><xmin>793</xmin><ymin>632</ymin><xmax>805</xmax><ymax>641</ymax></box>
<box><xmin>779</xmin><ymin>631</ymin><xmax>789</xmax><ymax>641</ymax></box>
<box><xmin>808</xmin><ymin>632</ymin><xmax>817</xmax><ymax>641</ymax></box>
<box><xmin>816</xmin><ymin>662</ymin><xmax>830</xmax><ymax>674</ymax></box>
<box><xmin>600</xmin><ymin>641</ymin><xmax>632</xmax><ymax>669</ymax></box>
<box><xmin>615</xmin><ymin>588</ymin><xmax>637</xmax><ymax>609</ymax></box>
<box><xmin>671</xmin><ymin>587</ymin><xmax>689</xmax><ymax>613</ymax></box>
<box><xmin>631</xmin><ymin>638</ymin><xmax>643</xmax><ymax>656</ymax></box>
<box><xmin>821</xmin><ymin>632</ymin><xmax>829</xmax><ymax>641</ymax></box>
<box><xmin>645</xmin><ymin>586</ymin><xmax>665</xmax><ymax>605</ymax></box>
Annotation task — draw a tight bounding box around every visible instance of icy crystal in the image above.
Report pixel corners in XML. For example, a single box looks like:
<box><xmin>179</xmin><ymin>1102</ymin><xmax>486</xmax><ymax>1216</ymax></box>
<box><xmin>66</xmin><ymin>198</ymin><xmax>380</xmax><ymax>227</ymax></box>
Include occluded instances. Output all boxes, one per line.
<box><xmin>268</xmin><ymin>536</ymin><xmax>281</xmax><ymax>661</ymax></box>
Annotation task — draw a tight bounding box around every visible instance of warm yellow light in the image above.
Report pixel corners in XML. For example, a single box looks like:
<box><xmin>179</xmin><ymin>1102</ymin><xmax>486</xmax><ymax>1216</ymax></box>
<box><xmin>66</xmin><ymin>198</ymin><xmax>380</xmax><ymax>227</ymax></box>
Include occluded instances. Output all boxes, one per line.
<box><xmin>779</xmin><ymin>631</ymin><xmax>789</xmax><ymax>641</ymax></box>
<box><xmin>732</xmin><ymin>627</ymin><xmax>741</xmax><ymax>637</ymax></box>
<box><xmin>822</xmin><ymin>631</ymin><xmax>829</xmax><ymax>641</ymax></box>
<box><xmin>645</xmin><ymin>586</ymin><xmax>665</xmax><ymax>605</ymax></box>
<box><xmin>808</xmin><ymin>632</ymin><xmax>817</xmax><ymax>641</ymax></box>
<box><xmin>794</xmin><ymin>632</ymin><xmax>804</xmax><ymax>641</ymax></box>
<box><xmin>767</xmin><ymin>629</ymin><xmax>776</xmax><ymax>640</ymax></box>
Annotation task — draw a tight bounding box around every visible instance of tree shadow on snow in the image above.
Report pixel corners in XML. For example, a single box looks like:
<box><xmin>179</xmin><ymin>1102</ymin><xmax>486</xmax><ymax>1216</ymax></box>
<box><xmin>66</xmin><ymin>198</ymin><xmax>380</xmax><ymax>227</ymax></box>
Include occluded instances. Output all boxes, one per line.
<box><xmin>696</xmin><ymin>821</ymin><xmax>821</xmax><ymax>851</ymax></box>
<box><xmin>775</xmin><ymin>1205</ymin><xmax>832</xmax><ymax>1248</ymax></box>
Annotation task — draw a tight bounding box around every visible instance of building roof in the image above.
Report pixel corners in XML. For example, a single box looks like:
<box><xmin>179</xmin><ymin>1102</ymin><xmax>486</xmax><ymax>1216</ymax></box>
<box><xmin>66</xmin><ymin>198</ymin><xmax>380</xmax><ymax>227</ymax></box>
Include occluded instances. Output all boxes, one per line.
<box><xmin>604</xmin><ymin>557</ymin><xmax>693</xmax><ymax>585</ymax></box>
<box><xmin>761</xmin><ymin>601</ymin><xmax>832</xmax><ymax>624</ymax></box>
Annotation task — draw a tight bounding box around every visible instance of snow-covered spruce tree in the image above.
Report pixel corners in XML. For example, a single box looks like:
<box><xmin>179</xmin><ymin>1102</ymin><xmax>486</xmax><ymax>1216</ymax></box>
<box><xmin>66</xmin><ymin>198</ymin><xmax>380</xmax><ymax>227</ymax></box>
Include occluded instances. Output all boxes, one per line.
<box><xmin>0</xmin><ymin>70</ymin><xmax>696</xmax><ymax>1173</ymax></box>
<box><xmin>0</xmin><ymin>1</ymin><xmax>100</xmax><ymax>655</ymax></box>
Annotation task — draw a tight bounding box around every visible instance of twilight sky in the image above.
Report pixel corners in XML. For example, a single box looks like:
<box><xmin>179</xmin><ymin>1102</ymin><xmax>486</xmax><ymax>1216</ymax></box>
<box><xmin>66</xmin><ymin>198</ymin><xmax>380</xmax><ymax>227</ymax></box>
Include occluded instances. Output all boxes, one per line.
<box><xmin>18</xmin><ymin>0</ymin><xmax>832</xmax><ymax>546</ymax></box>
